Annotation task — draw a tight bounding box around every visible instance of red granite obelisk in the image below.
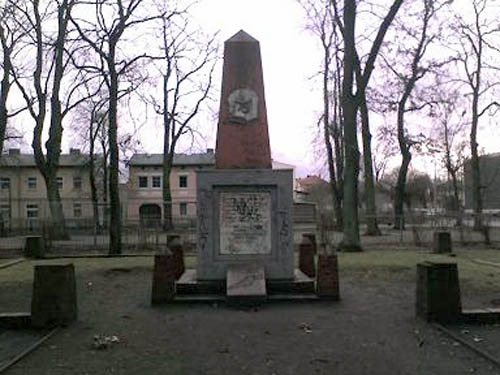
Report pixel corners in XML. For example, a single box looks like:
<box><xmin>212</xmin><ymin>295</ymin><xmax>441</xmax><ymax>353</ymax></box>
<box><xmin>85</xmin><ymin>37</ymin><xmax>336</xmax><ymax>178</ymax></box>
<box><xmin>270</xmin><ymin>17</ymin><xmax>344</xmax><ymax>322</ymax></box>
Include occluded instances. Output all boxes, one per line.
<box><xmin>215</xmin><ymin>30</ymin><xmax>272</xmax><ymax>169</ymax></box>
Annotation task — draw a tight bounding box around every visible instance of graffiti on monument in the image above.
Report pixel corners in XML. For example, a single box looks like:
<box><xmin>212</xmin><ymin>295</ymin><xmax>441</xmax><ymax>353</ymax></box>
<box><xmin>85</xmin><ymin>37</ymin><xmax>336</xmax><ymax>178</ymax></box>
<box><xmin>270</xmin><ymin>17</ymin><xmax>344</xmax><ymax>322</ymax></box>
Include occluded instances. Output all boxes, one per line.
<box><xmin>198</xmin><ymin>189</ymin><xmax>210</xmax><ymax>253</ymax></box>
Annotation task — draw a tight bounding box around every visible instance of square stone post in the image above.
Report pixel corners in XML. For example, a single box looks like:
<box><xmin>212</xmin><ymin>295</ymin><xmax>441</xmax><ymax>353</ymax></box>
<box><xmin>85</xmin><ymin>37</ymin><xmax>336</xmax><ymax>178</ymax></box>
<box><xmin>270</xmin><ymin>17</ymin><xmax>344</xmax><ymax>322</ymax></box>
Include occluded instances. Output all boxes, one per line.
<box><xmin>416</xmin><ymin>262</ymin><xmax>462</xmax><ymax>322</ymax></box>
<box><xmin>31</xmin><ymin>264</ymin><xmax>77</xmax><ymax>327</ymax></box>
<box><xmin>433</xmin><ymin>232</ymin><xmax>452</xmax><ymax>254</ymax></box>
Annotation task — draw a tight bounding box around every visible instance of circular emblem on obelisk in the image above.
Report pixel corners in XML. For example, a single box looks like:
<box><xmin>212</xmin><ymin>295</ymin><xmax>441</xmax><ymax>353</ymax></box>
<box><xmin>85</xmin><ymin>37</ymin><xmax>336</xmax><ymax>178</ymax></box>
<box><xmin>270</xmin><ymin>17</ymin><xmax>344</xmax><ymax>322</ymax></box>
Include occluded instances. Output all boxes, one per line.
<box><xmin>227</xmin><ymin>88</ymin><xmax>258</xmax><ymax>124</ymax></box>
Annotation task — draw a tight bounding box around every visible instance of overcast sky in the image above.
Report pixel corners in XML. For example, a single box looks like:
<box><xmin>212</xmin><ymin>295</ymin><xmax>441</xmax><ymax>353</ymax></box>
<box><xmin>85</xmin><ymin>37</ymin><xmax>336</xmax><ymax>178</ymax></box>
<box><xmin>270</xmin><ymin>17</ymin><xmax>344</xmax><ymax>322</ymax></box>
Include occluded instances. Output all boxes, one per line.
<box><xmin>9</xmin><ymin>0</ymin><xmax>500</xmax><ymax>179</ymax></box>
<box><xmin>172</xmin><ymin>0</ymin><xmax>322</xmax><ymax>178</ymax></box>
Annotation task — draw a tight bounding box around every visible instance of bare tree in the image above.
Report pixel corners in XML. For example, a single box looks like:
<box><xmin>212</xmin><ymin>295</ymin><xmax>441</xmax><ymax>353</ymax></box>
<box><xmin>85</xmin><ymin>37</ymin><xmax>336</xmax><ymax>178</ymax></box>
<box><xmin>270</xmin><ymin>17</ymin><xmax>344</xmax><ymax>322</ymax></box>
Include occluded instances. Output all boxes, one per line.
<box><xmin>11</xmin><ymin>0</ymin><xmax>91</xmax><ymax>239</ymax></box>
<box><xmin>333</xmin><ymin>0</ymin><xmax>404</xmax><ymax>251</ymax></box>
<box><xmin>452</xmin><ymin>0</ymin><xmax>500</xmax><ymax>231</ymax></box>
<box><xmin>377</xmin><ymin>0</ymin><xmax>447</xmax><ymax>229</ymax></box>
<box><xmin>148</xmin><ymin>7</ymin><xmax>217</xmax><ymax>230</ymax></box>
<box><xmin>0</xmin><ymin>1</ymin><xmax>27</xmax><ymax>157</ymax></box>
<box><xmin>429</xmin><ymin>83</ymin><xmax>468</xmax><ymax>219</ymax></box>
<box><xmin>71</xmin><ymin>0</ymin><xmax>165</xmax><ymax>254</ymax></box>
<box><xmin>298</xmin><ymin>0</ymin><xmax>344</xmax><ymax>230</ymax></box>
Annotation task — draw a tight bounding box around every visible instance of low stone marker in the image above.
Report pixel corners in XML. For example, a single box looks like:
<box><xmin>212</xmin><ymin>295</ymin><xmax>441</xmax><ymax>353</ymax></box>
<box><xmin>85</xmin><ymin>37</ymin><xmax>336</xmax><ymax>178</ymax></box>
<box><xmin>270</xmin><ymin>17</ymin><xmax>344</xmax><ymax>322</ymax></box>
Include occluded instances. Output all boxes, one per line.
<box><xmin>31</xmin><ymin>264</ymin><xmax>77</xmax><ymax>327</ymax></box>
<box><xmin>226</xmin><ymin>263</ymin><xmax>267</xmax><ymax>305</ymax></box>
<box><xmin>151</xmin><ymin>254</ymin><xmax>176</xmax><ymax>305</ymax></box>
<box><xmin>299</xmin><ymin>235</ymin><xmax>316</xmax><ymax>278</ymax></box>
<box><xmin>433</xmin><ymin>232</ymin><xmax>452</xmax><ymax>254</ymax></box>
<box><xmin>416</xmin><ymin>262</ymin><xmax>462</xmax><ymax>322</ymax></box>
<box><xmin>167</xmin><ymin>235</ymin><xmax>185</xmax><ymax>280</ymax></box>
<box><xmin>24</xmin><ymin>236</ymin><xmax>45</xmax><ymax>259</ymax></box>
<box><xmin>316</xmin><ymin>252</ymin><xmax>340</xmax><ymax>300</ymax></box>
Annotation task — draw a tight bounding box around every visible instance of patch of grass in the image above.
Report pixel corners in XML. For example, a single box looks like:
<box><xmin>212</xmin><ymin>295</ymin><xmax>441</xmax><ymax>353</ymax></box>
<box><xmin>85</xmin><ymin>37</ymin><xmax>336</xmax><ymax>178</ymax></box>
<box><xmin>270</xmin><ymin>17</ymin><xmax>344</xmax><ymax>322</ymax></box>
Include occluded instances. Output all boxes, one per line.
<box><xmin>337</xmin><ymin>248</ymin><xmax>500</xmax><ymax>293</ymax></box>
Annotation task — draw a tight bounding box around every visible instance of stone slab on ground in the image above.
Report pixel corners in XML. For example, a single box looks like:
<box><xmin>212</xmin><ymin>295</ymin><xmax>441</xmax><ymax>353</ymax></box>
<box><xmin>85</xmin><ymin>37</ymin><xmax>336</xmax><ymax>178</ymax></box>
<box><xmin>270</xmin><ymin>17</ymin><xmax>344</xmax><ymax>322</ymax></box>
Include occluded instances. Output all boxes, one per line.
<box><xmin>442</xmin><ymin>322</ymin><xmax>500</xmax><ymax>367</ymax></box>
<box><xmin>226</xmin><ymin>264</ymin><xmax>266</xmax><ymax>304</ymax></box>
<box><xmin>0</xmin><ymin>328</ymin><xmax>49</xmax><ymax>370</ymax></box>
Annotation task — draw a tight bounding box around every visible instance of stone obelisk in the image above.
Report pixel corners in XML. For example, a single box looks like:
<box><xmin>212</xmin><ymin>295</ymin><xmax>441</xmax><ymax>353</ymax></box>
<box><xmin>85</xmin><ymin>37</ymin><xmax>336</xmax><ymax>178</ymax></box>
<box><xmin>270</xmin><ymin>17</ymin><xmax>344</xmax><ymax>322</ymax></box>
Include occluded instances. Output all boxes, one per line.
<box><xmin>215</xmin><ymin>30</ymin><xmax>272</xmax><ymax>169</ymax></box>
<box><xmin>196</xmin><ymin>30</ymin><xmax>294</xmax><ymax>282</ymax></box>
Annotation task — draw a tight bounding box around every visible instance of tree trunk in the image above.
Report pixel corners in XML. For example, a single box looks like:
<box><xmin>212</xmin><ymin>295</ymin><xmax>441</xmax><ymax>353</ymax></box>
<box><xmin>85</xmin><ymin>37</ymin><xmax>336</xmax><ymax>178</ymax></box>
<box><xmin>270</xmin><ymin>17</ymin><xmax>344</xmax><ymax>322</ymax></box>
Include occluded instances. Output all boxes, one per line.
<box><xmin>0</xmin><ymin>24</ymin><xmax>11</xmax><ymax>158</ymax></box>
<box><xmin>44</xmin><ymin>173</ymin><xmax>67</xmax><ymax>239</ymax></box>
<box><xmin>322</xmin><ymin>51</ymin><xmax>342</xmax><ymax>231</ymax></box>
<box><xmin>360</xmin><ymin>99</ymin><xmax>380</xmax><ymax>235</ymax></box>
<box><xmin>393</xmin><ymin>97</ymin><xmax>412</xmax><ymax>230</ymax></box>
<box><xmin>162</xmin><ymin>156</ymin><xmax>173</xmax><ymax>231</ymax></box>
<box><xmin>340</xmin><ymin>0</ymin><xmax>362</xmax><ymax>252</ymax></box>
<box><xmin>393</xmin><ymin>150</ymin><xmax>411</xmax><ymax>230</ymax></box>
<box><xmin>162</xmin><ymin>75</ymin><xmax>174</xmax><ymax>230</ymax></box>
<box><xmin>108</xmin><ymin>60</ymin><xmax>121</xmax><ymax>255</ymax></box>
<box><xmin>89</xmin><ymin>137</ymin><xmax>100</xmax><ymax>232</ymax></box>
<box><xmin>470</xmin><ymin>96</ymin><xmax>483</xmax><ymax>231</ymax></box>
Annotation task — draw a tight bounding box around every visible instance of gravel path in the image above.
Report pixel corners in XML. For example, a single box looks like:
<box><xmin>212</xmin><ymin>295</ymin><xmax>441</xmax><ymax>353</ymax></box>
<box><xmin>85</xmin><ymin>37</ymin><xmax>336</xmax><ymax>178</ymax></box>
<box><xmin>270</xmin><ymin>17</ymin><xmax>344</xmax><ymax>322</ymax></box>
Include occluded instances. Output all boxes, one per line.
<box><xmin>1</xmin><ymin>262</ymin><xmax>500</xmax><ymax>375</ymax></box>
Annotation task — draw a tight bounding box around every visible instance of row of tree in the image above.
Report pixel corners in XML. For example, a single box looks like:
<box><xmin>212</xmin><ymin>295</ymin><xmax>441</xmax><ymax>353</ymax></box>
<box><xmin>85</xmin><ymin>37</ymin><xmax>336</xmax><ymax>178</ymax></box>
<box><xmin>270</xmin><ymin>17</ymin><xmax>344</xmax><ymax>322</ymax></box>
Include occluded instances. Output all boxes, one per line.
<box><xmin>0</xmin><ymin>0</ymin><xmax>217</xmax><ymax>253</ymax></box>
<box><xmin>299</xmin><ymin>0</ymin><xmax>500</xmax><ymax>250</ymax></box>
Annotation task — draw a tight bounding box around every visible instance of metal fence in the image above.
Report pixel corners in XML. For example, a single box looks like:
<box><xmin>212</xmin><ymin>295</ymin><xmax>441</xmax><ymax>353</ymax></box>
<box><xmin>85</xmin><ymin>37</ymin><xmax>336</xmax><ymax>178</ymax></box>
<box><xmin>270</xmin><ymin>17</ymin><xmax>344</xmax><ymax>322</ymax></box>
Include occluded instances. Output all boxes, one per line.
<box><xmin>319</xmin><ymin>212</ymin><xmax>500</xmax><ymax>247</ymax></box>
<box><xmin>0</xmin><ymin>200</ymin><xmax>318</xmax><ymax>256</ymax></box>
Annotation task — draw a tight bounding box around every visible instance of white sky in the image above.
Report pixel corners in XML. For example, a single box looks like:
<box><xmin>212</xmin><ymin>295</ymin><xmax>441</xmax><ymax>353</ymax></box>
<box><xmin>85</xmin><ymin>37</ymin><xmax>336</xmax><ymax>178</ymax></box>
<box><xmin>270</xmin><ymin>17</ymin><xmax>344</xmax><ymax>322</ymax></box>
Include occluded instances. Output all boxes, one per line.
<box><xmin>177</xmin><ymin>0</ymin><xmax>322</xmax><ymax>177</ymax></box>
<box><xmin>7</xmin><ymin>0</ymin><xmax>500</xmax><ymax>179</ymax></box>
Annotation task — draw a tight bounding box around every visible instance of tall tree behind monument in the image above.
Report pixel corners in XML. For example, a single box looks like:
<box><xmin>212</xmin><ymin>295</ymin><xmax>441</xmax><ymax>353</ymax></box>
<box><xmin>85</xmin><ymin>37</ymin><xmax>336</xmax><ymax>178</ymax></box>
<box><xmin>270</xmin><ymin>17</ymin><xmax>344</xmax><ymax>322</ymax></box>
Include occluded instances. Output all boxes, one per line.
<box><xmin>11</xmin><ymin>0</ymin><xmax>87</xmax><ymax>240</ymax></box>
<box><xmin>334</xmin><ymin>0</ymin><xmax>404</xmax><ymax>251</ymax></box>
<box><xmin>71</xmin><ymin>0</ymin><xmax>165</xmax><ymax>254</ymax></box>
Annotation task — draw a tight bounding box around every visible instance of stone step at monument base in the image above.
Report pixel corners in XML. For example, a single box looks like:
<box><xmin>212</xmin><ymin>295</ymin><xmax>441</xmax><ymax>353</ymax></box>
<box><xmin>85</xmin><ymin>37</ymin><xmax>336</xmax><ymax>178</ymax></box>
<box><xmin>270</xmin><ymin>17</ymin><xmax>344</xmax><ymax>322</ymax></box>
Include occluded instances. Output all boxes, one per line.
<box><xmin>0</xmin><ymin>312</ymin><xmax>31</xmax><ymax>329</ymax></box>
<box><xmin>226</xmin><ymin>264</ymin><xmax>267</xmax><ymax>306</ymax></box>
<box><xmin>175</xmin><ymin>269</ymin><xmax>316</xmax><ymax>302</ymax></box>
<box><xmin>461</xmin><ymin>308</ymin><xmax>500</xmax><ymax>324</ymax></box>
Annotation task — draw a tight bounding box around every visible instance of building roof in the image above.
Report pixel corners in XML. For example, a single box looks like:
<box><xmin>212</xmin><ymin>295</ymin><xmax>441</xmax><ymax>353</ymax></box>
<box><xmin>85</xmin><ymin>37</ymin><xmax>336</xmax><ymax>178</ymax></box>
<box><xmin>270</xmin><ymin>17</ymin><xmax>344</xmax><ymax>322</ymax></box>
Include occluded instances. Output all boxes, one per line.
<box><xmin>128</xmin><ymin>152</ymin><xmax>215</xmax><ymax>167</ymax></box>
<box><xmin>296</xmin><ymin>175</ymin><xmax>328</xmax><ymax>192</ymax></box>
<box><xmin>0</xmin><ymin>150</ymin><xmax>90</xmax><ymax>168</ymax></box>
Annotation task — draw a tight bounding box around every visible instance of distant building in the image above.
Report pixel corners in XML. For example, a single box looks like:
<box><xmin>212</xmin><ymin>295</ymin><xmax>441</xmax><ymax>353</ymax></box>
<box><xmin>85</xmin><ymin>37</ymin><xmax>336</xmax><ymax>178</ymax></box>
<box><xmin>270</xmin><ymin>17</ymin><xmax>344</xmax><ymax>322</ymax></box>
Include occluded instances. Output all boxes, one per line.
<box><xmin>125</xmin><ymin>150</ymin><xmax>215</xmax><ymax>225</ymax></box>
<box><xmin>0</xmin><ymin>148</ymin><xmax>94</xmax><ymax>230</ymax></box>
<box><xmin>464</xmin><ymin>153</ymin><xmax>500</xmax><ymax>210</ymax></box>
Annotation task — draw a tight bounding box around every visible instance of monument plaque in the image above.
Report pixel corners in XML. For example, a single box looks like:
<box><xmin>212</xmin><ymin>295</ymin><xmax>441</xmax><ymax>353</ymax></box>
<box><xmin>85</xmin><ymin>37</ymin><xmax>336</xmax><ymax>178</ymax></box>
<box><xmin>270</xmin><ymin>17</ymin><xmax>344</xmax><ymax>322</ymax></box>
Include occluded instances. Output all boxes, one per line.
<box><xmin>219</xmin><ymin>191</ymin><xmax>271</xmax><ymax>255</ymax></box>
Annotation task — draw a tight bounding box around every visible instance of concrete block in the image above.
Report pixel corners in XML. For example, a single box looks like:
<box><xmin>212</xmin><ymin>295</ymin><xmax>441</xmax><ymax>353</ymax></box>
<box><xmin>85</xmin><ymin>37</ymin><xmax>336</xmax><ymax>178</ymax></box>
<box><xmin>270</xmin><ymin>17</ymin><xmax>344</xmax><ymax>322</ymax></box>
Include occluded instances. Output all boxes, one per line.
<box><xmin>31</xmin><ymin>264</ymin><xmax>77</xmax><ymax>327</ymax></box>
<box><xmin>433</xmin><ymin>232</ymin><xmax>452</xmax><ymax>253</ymax></box>
<box><xmin>226</xmin><ymin>263</ymin><xmax>266</xmax><ymax>305</ymax></box>
<box><xmin>416</xmin><ymin>262</ymin><xmax>462</xmax><ymax>322</ymax></box>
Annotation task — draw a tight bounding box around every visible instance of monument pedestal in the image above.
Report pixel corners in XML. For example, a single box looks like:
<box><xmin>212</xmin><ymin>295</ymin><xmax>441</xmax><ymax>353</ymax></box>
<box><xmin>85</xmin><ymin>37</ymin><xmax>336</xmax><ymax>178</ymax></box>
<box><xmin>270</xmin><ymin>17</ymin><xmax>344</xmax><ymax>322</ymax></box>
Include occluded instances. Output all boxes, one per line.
<box><xmin>196</xmin><ymin>169</ymin><xmax>294</xmax><ymax>282</ymax></box>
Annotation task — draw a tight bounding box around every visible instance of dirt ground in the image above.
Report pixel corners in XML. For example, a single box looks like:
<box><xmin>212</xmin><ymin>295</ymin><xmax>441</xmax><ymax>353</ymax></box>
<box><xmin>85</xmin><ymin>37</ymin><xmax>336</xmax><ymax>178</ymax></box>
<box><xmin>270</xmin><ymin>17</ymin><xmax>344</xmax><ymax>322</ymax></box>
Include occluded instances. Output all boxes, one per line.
<box><xmin>1</xmin><ymin>254</ymin><xmax>500</xmax><ymax>375</ymax></box>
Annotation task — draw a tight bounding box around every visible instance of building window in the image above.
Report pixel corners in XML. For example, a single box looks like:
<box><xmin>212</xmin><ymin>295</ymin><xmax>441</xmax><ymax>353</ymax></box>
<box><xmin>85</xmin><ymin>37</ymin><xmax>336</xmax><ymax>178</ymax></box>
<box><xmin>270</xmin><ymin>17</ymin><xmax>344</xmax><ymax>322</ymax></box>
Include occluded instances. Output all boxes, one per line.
<box><xmin>139</xmin><ymin>176</ymin><xmax>148</xmax><ymax>188</ymax></box>
<box><xmin>57</xmin><ymin>177</ymin><xmax>63</xmax><ymax>190</ymax></box>
<box><xmin>0</xmin><ymin>177</ymin><xmax>10</xmax><ymax>189</ymax></box>
<box><xmin>73</xmin><ymin>176</ymin><xmax>82</xmax><ymax>190</ymax></box>
<box><xmin>0</xmin><ymin>204</ymin><xmax>10</xmax><ymax>220</ymax></box>
<box><xmin>27</xmin><ymin>177</ymin><xmax>37</xmax><ymax>189</ymax></box>
<box><xmin>179</xmin><ymin>175</ymin><xmax>187</xmax><ymax>188</ymax></box>
<box><xmin>179</xmin><ymin>202</ymin><xmax>187</xmax><ymax>216</ymax></box>
<box><xmin>26</xmin><ymin>204</ymin><xmax>38</xmax><ymax>218</ymax></box>
<box><xmin>73</xmin><ymin>203</ymin><xmax>82</xmax><ymax>218</ymax></box>
<box><xmin>152</xmin><ymin>175</ymin><xmax>161</xmax><ymax>188</ymax></box>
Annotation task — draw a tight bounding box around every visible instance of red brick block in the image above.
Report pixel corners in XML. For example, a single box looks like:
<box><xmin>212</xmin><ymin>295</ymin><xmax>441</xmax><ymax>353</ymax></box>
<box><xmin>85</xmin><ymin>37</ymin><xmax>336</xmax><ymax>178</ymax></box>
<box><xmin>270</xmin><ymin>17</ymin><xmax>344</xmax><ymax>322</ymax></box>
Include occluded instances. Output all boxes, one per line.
<box><xmin>316</xmin><ymin>254</ymin><xmax>340</xmax><ymax>300</ymax></box>
<box><xmin>151</xmin><ymin>254</ymin><xmax>176</xmax><ymax>304</ymax></box>
<box><xmin>299</xmin><ymin>237</ymin><xmax>315</xmax><ymax>278</ymax></box>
